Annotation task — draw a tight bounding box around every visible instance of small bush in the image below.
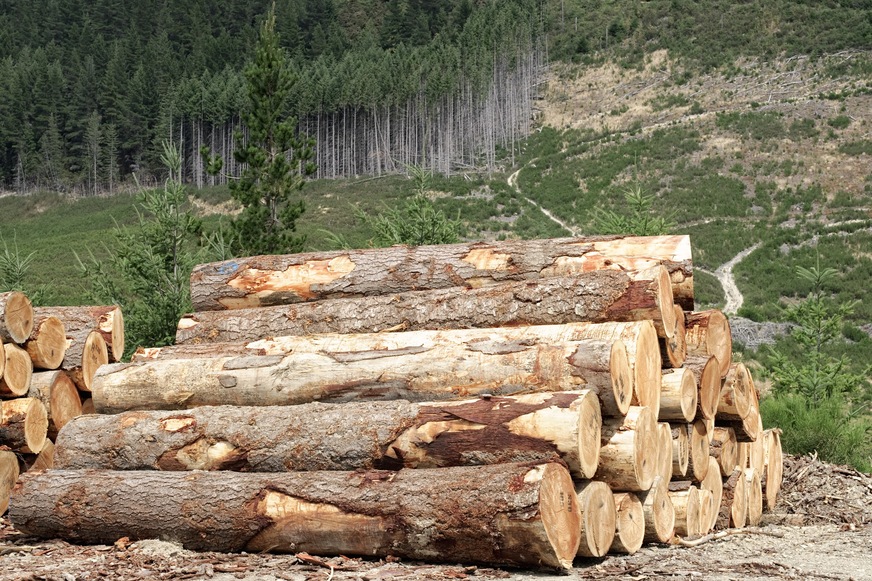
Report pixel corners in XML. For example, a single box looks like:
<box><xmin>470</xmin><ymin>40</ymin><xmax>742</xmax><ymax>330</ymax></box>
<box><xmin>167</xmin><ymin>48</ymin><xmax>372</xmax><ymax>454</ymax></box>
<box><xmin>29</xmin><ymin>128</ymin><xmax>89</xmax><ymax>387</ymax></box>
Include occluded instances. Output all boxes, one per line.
<box><xmin>828</xmin><ymin>115</ymin><xmax>851</xmax><ymax>130</ymax></box>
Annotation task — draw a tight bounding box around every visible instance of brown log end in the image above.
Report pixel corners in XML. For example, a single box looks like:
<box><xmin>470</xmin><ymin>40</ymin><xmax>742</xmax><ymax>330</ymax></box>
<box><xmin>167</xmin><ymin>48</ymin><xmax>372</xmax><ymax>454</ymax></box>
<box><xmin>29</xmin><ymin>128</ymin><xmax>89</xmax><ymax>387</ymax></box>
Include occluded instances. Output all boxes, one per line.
<box><xmin>661</xmin><ymin>305</ymin><xmax>687</xmax><ymax>368</ymax></box>
<box><xmin>25</xmin><ymin>316</ymin><xmax>67</xmax><ymax>370</ymax></box>
<box><xmin>710</xmin><ymin>427</ymin><xmax>738</xmax><ymax>477</ymax></box>
<box><xmin>1</xmin><ymin>397</ymin><xmax>48</xmax><ymax>454</ymax></box>
<box><xmin>0</xmin><ymin>450</ymin><xmax>20</xmax><ymax>513</ymax></box>
<box><xmin>2</xmin><ymin>343</ymin><xmax>33</xmax><ymax>397</ymax></box>
<box><xmin>79</xmin><ymin>331</ymin><xmax>109</xmax><ymax>392</ymax></box>
<box><xmin>108</xmin><ymin>307</ymin><xmax>125</xmax><ymax>362</ymax></box>
<box><xmin>576</xmin><ymin>480</ymin><xmax>616</xmax><ymax>558</ymax></box>
<box><xmin>50</xmin><ymin>372</ymin><xmax>83</xmax><ymax>435</ymax></box>
<box><xmin>671</xmin><ymin>424</ymin><xmax>690</xmax><ymax>478</ymax></box>
<box><xmin>576</xmin><ymin>390</ymin><xmax>603</xmax><ymax>479</ymax></box>
<box><xmin>2</xmin><ymin>291</ymin><xmax>34</xmax><ymax>344</ymax></box>
<box><xmin>700</xmin><ymin>457</ymin><xmax>723</xmax><ymax>532</ymax></box>
<box><xmin>610</xmin><ymin>492</ymin><xmax>644</xmax><ymax>555</ymax></box>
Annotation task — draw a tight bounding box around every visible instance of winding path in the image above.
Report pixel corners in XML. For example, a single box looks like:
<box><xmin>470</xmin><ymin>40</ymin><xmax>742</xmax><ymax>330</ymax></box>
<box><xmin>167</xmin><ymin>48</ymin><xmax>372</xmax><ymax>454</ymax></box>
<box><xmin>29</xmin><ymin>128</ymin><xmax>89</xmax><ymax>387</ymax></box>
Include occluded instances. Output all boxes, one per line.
<box><xmin>697</xmin><ymin>243</ymin><xmax>761</xmax><ymax>315</ymax></box>
<box><xmin>508</xmin><ymin>166</ymin><xmax>579</xmax><ymax>236</ymax></box>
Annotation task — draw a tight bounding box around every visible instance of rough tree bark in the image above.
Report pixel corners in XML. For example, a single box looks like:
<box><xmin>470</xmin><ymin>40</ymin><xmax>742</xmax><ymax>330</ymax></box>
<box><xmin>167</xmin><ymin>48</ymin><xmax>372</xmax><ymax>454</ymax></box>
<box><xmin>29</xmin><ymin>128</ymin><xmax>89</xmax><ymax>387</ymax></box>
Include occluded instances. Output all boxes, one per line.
<box><xmin>709</xmin><ymin>427</ymin><xmax>738</xmax><ymax>477</ymax></box>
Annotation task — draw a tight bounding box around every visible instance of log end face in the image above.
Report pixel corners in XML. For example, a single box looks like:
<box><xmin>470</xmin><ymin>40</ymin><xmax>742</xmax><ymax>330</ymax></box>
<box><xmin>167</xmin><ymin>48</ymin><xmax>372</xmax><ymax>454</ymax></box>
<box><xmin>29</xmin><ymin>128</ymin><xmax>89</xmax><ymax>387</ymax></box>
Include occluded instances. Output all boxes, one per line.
<box><xmin>634</xmin><ymin>321</ymin><xmax>661</xmax><ymax>418</ymax></box>
<box><xmin>0</xmin><ymin>450</ymin><xmax>19</xmax><ymax>514</ymax></box>
<box><xmin>3</xmin><ymin>343</ymin><xmax>33</xmax><ymax>396</ymax></box>
<box><xmin>81</xmin><ymin>332</ymin><xmax>109</xmax><ymax>392</ymax></box>
<box><xmin>654</xmin><ymin>267</ymin><xmax>676</xmax><ymax>338</ymax></box>
<box><xmin>610</xmin><ymin>492</ymin><xmax>644</xmax><ymax>555</ymax></box>
<box><xmin>575</xmin><ymin>480</ymin><xmax>616</xmax><ymax>558</ymax></box>
<box><xmin>576</xmin><ymin>391</ymin><xmax>602</xmax><ymax>479</ymax></box>
<box><xmin>632</xmin><ymin>406</ymin><xmax>658</xmax><ymax>492</ymax></box>
<box><xmin>110</xmin><ymin>307</ymin><xmax>125</xmax><ymax>362</ymax></box>
<box><xmin>699</xmin><ymin>356</ymin><xmax>721</xmax><ymax>420</ymax></box>
<box><xmin>539</xmin><ymin>463</ymin><xmax>582</xmax><ymax>568</ymax></box>
<box><xmin>609</xmin><ymin>340</ymin><xmax>633</xmax><ymax>416</ymax></box>
<box><xmin>679</xmin><ymin>368</ymin><xmax>698</xmax><ymax>423</ymax></box>
<box><xmin>4</xmin><ymin>291</ymin><xmax>34</xmax><ymax>344</ymax></box>
<box><xmin>29</xmin><ymin>316</ymin><xmax>67</xmax><ymax>369</ymax></box>
<box><xmin>23</xmin><ymin>397</ymin><xmax>48</xmax><ymax>454</ymax></box>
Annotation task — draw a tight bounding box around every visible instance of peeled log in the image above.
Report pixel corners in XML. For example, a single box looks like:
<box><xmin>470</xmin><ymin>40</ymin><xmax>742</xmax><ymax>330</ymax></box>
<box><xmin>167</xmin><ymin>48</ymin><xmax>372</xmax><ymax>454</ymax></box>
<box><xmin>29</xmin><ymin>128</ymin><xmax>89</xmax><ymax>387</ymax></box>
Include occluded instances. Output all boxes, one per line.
<box><xmin>763</xmin><ymin>429</ymin><xmax>784</xmax><ymax>512</ymax></box>
<box><xmin>0</xmin><ymin>450</ymin><xmax>19</xmax><ymax>513</ymax></box>
<box><xmin>609</xmin><ymin>493</ymin><xmax>644</xmax><ymax>555</ymax></box>
<box><xmin>23</xmin><ymin>315</ymin><xmax>66</xmax><ymax>370</ymax></box>
<box><xmin>0</xmin><ymin>291</ymin><xmax>33</xmax><ymax>344</ymax></box>
<box><xmin>715</xmin><ymin>469</ymin><xmax>748</xmax><ymax>530</ymax></box>
<box><xmin>189</xmin><ymin>235</ymin><xmax>694</xmax><ymax>312</ymax></box>
<box><xmin>717</xmin><ymin>363</ymin><xmax>752</xmax><ymax>423</ymax></box>
<box><xmin>685</xmin><ymin>310</ymin><xmax>731</xmax><ymax>378</ymax></box>
<box><xmin>660</xmin><ymin>305</ymin><xmax>687</xmax><ymax>368</ymax></box>
<box><xmin>0</xmin><ymin>397</ymin><xmax>47</xmax><ymax>453</ymax></box>
<box><xmin>34</xmin><ymin>306</ymin><xmax>124</xmax><ymax>363</ymax></box>
<box><xmin>598</xmin><ymin>406</ymin><xmax>657</xmax><ymax>491</ymax></box>
<box><xmin>683</xmin><ymin>356</ymin><xmax>720</xmax><ymax>420</ymax></box>
<box><xmin>1</xmin><ymin>343</ymin><xmax>32</xmax><ymax>397</ymax></box>
<box><xmin>659</xmin><ymin>367</ymin><xmax>697</xmax><ymax>423</ymax></box>
<box><xmin>28</xmin><ymin>371</ymin><xmax>83</xmax><ymax>439</ymax></box>
<box><xmin>709</xmin><ymin>427</ymin><xmax>738</xmax><ymax>477</ymax></box>
<box><xmin>639</xmin><ymin>476</ymin><xmax>675</xmax><ymax>543</ymax></box>
<box><xmin>700</xmin><ymin>457</ymin><xmax>723</xmax><ymax>532</ymax></box>
<box><xmin>11</xmin><ymin>463</ymin><xmax>581</xmax><ymax>570</ymax></box>
<box><xmin>745</xmin><ymin>468</ymin><xmax>763</xmax><ymax>526</ymax></box>
<box><xmin>686</xmin><ymin>420</ymin><xmax>710</xmax><ymax>483</ymax></box>
<box><xmin>179</xmin><ymin>266</ymin><xmax>676</xmax><ymax>344</ymax></box>
<box><xmin>55</xmin><ymin>391</ymin><xmax>602</xmax><ymax>479</ymax></box>
<box><xmin>668</xmin><ymin>482</ymin><xmax>701</xmax><ymax>538</ymax></box>
<box><xmin>575</xmin><ymin>481</ymin><xmax>616</xmax><ymax>558</ymax></box>
<box><xmin>67</xmin><ymin>331</ymin><xmax>109</xmax><ymax>392</ymax></box>
<box><xmin>97</xmin><ymin>323</ymin><xmax>656</xmax><ymax>416</ymax></box>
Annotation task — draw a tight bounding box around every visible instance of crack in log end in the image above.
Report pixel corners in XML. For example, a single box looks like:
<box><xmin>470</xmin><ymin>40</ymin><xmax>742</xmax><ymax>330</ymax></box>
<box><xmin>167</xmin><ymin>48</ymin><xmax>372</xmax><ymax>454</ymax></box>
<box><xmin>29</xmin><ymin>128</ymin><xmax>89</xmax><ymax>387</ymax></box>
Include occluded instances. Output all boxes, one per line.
<box><xmin>159</xmin><ymin>417</ymin><xmax>196</xmax><ymax>433</ymax></box>
<box><xmin>223</xmin><ymin>256</ymin><xmax>357</xmax><ymax>307</ymax></box>
<box><xmin>464</xmin><ymin>339</ymin><xmax>533</xmax><ymax>355</ymax></box>
<box><xmin>461</xmin><ymin>249</ymin><xmax>513</xmax><ymax>272</ymax></box>
<box><xmin>324</xmin><ymin>346</ymin><xmax>430</xmax><ymax>363</ymax></box>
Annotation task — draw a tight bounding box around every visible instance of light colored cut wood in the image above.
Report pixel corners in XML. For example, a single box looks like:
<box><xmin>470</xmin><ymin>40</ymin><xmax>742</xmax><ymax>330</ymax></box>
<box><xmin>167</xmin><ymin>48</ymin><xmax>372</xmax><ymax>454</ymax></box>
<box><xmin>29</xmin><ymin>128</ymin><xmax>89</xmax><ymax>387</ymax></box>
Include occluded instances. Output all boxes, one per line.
<box><xmin>2</xmin><ymin>343</ymin><xmax>33</xmax><ymax>397</ymax></box>
<box><xmin>0</xmin><ymin>397</ymin><xmax>47</xmax><ymax>453</ymax></box>
<box><xmin>763</xmin><ymin>429</ymin><xmax>783</xmax><ymax>512</ymax></box>
<box><xmin>28</xmin><ymin>371</ymin><xmax>83</xmax><ymax>440</ymax></box>
<box><xmin>609</xmin><ymin>493</ymin><xmax>644</xmax><ymax>555</ymax></box>
<box><xmin>24</xmin><ymin>315</ymin><xmax>66</xmax><ymax>370</ymax></box>
<box><xmin>599</xmin><ymin>406</ymin><xmax>658</xmax><ymax>491</ymax></box>
<box><xmin>575</xmin><ymin>480</ymin><xmax>616</xmax><ymax>558</ymax></box>
<box><xmin>34</xmin><ymin>306</ymin><xmax>124</xmax><ymax>363</ymax></box>
<box><xmin>710</xmin><ymin>427</ymin><xmax>738</xmax><ymax>477</ymax></box>
<box><xmin>700</xmin><ymin>457</ymin><xmax>724</xmax><ymax>532</ymax></box>
<box><xmin>715</xmin><ymin>468</ymin><xmax>748</xmax><ymax>530</ymax></box>
<box><xmin>656</xmin><ymin>422</ymin><xmax>673</xmax><ymax>484</ymax></box>
<box><xmin>667</xmin><ymin>482</ymin><xmax>701</xmax><ymax>538</ymax></box>
<box><xmin>0</xmin><ymin>450</ymin><xmax>20</xmax><ymax>513</ymax></box>
<box><xmin>660</xmin><ymin>367</ymin><xmax>697</xmax><ymax>422</ymax></box>
<box><xmin>745</xmin><ymin>468</ymin><xmax>763</xmax><ymax>526</ymax></box>
<box><xmin>687</xmin><ymin>419</ymin><xmax>710</xmax><ymax>483</ymax></box>
<box><xmin>671</xmin><ymin>424</ymin><xmax>689</xmax><ymax>478</ymax></box>
<box><xmin>660</xmin><ymin>305</ymin><xmax>687</xmax><ymax>368</ymax></box>
<box><xmin>67</xmin><ymin>331</ymin><xmax>109</xmax><ymax>392</ymax></box>
<box><xmin>684</xmin><ymin>310</ymin><xmax>731</xmax><ymax>378</ymax></box>
<box><xmin>0</xmin><ymin>291</ymin><xmax>34</xmax><ymax>344</ymax></box>
<box><xmin>717</xmin><ymin>363</ymin><xmax>752</xmax><ymax>422</ymax></box>
<box><xmin>683</xmin><ymin>355</ymin><xmax>721</xmax><ymax>420</ymax></box>
<box><xmin>698</xmin><ymin>488</ymin><xmax>714</xmax><ymax>536</ymax></box>
<box><xmin>23</xmin><ymin>439</ymin><xmax>55</xmax><ymax>472</ymax></box>
<box><xmin>639</xmin><ymin>475</ymin><xmax>675</xmax><ymax>543</ymax></box>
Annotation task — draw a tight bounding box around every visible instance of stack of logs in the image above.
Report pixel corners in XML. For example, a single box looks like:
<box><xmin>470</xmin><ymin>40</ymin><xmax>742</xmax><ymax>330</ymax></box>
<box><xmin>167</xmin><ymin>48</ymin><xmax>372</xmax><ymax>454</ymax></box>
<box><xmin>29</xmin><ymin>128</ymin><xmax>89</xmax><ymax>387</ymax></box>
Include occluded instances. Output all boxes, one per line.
<box><xmin>0</xmin><ymin>291</ymin><xmax>124</xmax><ymax>511</ymax></box>
<box><xmin>9</xmin><ymin>235</ymin><xmax>784</xmax><ymax>571</ymax></box>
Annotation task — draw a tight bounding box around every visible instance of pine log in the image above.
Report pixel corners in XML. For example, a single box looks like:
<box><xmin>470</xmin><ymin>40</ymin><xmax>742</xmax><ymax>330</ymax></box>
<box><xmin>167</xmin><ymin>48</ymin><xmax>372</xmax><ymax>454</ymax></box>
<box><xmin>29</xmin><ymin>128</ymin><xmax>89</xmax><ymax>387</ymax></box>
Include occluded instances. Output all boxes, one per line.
<box><xmin>656</xmin><ymin>422</ymin><xmax>673</xmax><ymax>484</ymax></box>
<box><xmin>575</xmin><ymin>481</ymin><xmax>616</xmax><ymax>558</ymax></box>
<box><xmin>0</xmin><ymin>291</ymin><xmax>34</xmax><ymax>344</ymax></box>
<box><xmin>685</xmin><ymin>310</ymin><xmax>731</xmax><ymax>378</ymax></box>
<box><xmin>687</xmin><ymin>419</ymin><xmax>710</xmax><ymax>483</ymax></box>
<box><xmin>745</xmin><ymin>468</ymin><xmax>763</xmax><ymax>526</ymax></box>
<box><xmin>699</xmin><ymin>457</ymin><xmax>723</xmax><ymax>532</ymax></box>
<box><xmin>736</xmin><ymin>442</ymin><xmax>750</xmax><ymax>471</ymax></box>
<box><xmin>747</xmin><ymin>413</ymin><xmax>766</xmax><ymax>473</ymax></box>
<box><xmin>716</xmin><ymin>363</ymin><xmax>752</xmax><ymax>423</ymax></box>
<box><xmin>80</xmin><ymin>397</ymin><xmax>95</xmax><ymax>415</ymax></box>
<box><xmin>67</xmin><ymin>331</ymin><xmax>109</xmax><ymax>392</ymax></box>
<box><xmin>698</xmin><ymin>489</ymin><xmax>714</xmax><ymax>535</ymax></box>
<box><xmin>638</xmin><ymin>476</ymin><xmax>675</xmax><ymax>543</ymax></box>
<box><xmin>22</xmin><ymin>439</ymin><xmax>55</xmax><ymax>472</ymax></box>
<box><xmin>34</xmin><ymin>306</ymin><xmax>124</xmax><ymax>363</ymax></box>
<box><xmin>723</xmin><ymin>403</ymin><xmax>762</xmax><ymax>443</ymax></box>
<box><xmin>0</xmin><ymin>450</ymin><xmax>19</xmax><ymax>513</ymax></box>
<box><xmin>55</xmin><ymin>391</ymin><xmax>602</xmax><ymax>479</ymax></box>
<box><xmin>667</xmin><ymin>482</ymin><xmax>701</xmax><ymax>538</ymax></box>
<box><xmin>660</xmin><ymin>305</ymin><xmax>687</xmax><ymax>368</ymax></box>
<box><xmin>1</xmin><ymin>342</ymin><xmax>32</xmax><ymax>397</ymax></box>
<box><xmin>659</xmin><ymin>367</ymin><xmax>697</xmax><ymax>422</ymax></box>
<box><xmin>715</xmin><ymin>469</ymin><xmax>748</xmax><ymax>530</ymax></box>
<box><xmin>23</xmin><ymin>315</ymin><xmax>66</xmax><ymax>370</ymax></box>
<box><xmin>179</xmin><ymin>265</ymin><xmax>676</xmax><ymax>343</ymax></box>
<box><xmin>670</xmin><ymin>424</ymin><xmax>689</xmax><ymax>478</ymax></box>
<box><xmin>703</xmin><ymin>416</ymin><xmax>715</xmax><ymax>444</ymax></box>
<box><xmin>683</xmin><ymin>355</ymin><xmax>721</xmax><ymax>420</ymax></box>
<box><xmin>189</xmin><ymin>235</ymin><xmax>695</xmax><ymax>312</ymax></box>
<box><xmin>599</xmin><ymin>406</ymin><xmax>658</xmax><ymax>491</ymax></box>
<box><xmin>609</xmin><ymin>493</ymin><xmax>644</xmax><ymax>555</ymax></box>
<box><xmin>97</xmin><ymin>322</ymin><xmax>658</xmax><ymax>416</ymax></box>
<box><xmin>27</xmin><ymin>371</ymin><xmax>83</xmax><ymax>440</ymax></box>
<box><xmin>0</xmin><ymin>337</ymin><xmax>4</xmax><ymax>382</ymax></box>
<box><xmin>709</xmin><ymin>427</ymin><xmax>738</xmax><ymax>477</ymax></box>
<box><xmin>763</xmin><ymin>429</ymin><xmax>783</xmax><ymax>512</ymax></box>
<box><xmin>11</xmin><ymin>462</ymin><xmax>581</xmax><ymax>570</ymax></box>
<box><xmin>0</xmin><ymin>397</ymin><xmax>47</xmax><ymax>453</ymax></box>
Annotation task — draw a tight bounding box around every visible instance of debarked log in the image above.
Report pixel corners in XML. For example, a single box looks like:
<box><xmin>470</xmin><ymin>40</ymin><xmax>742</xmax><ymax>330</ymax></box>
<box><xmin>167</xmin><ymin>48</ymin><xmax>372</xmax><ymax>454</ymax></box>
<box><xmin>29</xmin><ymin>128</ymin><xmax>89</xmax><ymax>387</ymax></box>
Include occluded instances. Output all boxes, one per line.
<box><xmin>55</xmin><ymin>391</ymin><xmax>602</xmax><ymax>479</ymax></box>
<box><xmin>10</xmin><ymin>463</ymin><xmax>582</xmax><ymax>570</ymax></box>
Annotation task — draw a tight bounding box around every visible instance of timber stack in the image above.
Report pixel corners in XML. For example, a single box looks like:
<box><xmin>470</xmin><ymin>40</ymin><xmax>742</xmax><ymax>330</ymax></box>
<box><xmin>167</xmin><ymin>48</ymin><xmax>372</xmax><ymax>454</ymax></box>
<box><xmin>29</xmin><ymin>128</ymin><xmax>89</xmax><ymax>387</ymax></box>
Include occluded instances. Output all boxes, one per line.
<box><xmin>0</xmin><ymin>292</ymin><xmax>124</xmax><ymax>511</ymax></box>
<box><xmin>9</xmin><ymin>235</ymin><xmax>784</xmax><ymax>571</ymax></box>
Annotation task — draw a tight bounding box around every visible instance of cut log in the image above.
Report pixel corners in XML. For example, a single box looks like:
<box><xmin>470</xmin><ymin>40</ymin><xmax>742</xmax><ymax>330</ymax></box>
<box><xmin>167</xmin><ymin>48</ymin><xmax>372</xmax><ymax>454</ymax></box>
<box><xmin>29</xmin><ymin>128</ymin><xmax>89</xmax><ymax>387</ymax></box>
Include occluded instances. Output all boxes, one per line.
<box><xmin>22</xmin><ymin>439</ymin><xmax>55</xmax><ymax>472</ymax></box>
<box><xmin>670</xmin><ymin>424</ymin><xmax>689</xmax><ymax>478</ymax></box>
<box><xmin>96</xmin><ymin>322</ymin><xmax>657</xmax><ymax>416</ymax></box>
<box><xmin>697</xmin><ymin>488</ymin><xmax>714</xmax><ymax>535</ymax></box>
<box><xmin>715</xmin><ymin>468</ymin><xmax>748</xmax><ymax>530</ymax></box>
<box><xmin>0</xmin><ymin>450</ymin><xmax>20</xmax><ymax>513</ymax></box>
<box><xmin>723</xmin><ymin>402</ymin><xmax>761</xmax><ymax>443</ymax></box>
<box><xmin>67</xmin><ymin>331</ymin><xmax>109</xmax><ymax>392</ymax></box>
<box><xmin>27</xmin><ymin>371</ymin><xmax>83</xmax><ymax>440</ymax></box>
<box><xmin>699</xmin><ymin>457</ymin><xmax>723</xmax><ymax>532</ymax></box>
<box><xmin>686</xmin><ymin>419</ymin><xmax>710</xmax><ymax>483</ymax></box>
<box><xmin>684</xmin><ymin>310</ymin><xmax>731</xmax><ymax>378</ymax></box>
<box><xmin>575</xmin><ymin>480</ymin><xmax>616</xmax><ymax>558</ymax></box>
<box><xmin>660</xmin><ymin>305</ymin><xmax>687</xmax><ymax>368</ymax></box>
<box><xmin>736</xmin><ymin>442</ymin><xmax>750</xmax><ymax>471</ymax></box>
<box><xmin>1</xmin><ymin>342</ymin><xmax>32</xmax><ymax>397</ymax></box>
<box><xmin>80</xmin><ymin>397</ymin><xmax>95</xmax><ymax>415</ymax></box>
<box><xmin>656</xmin><ymin>422</ymin><xmax>673</xmax><ymax>484</ymax></box>
<box><xmin>638</xmin><ymin>476</ymin><xmax>675</xmax><ymax>543</ymax></box>
<box><xmin>0</xmin><ymin>397</ymin><xmax>47</xmax><ymax>453</ymax></box>
<box><xmin>659</xmin><ymin>367</ymin><xmax>697</xmax><ymax>422</ymax></box>
<box><xmin>23</xmin><ymin>315</ymin><xmax>66</xmax><ymax>370</ymax></box>
<box><xmin>11</xmin><ymin>462</ymin><xmax>581</xmax><ymax>570</ymax></box>
<box><xmin>55</xmin><ymin>391</ymin><xmax>602</xmax><ymax>479</ymax></box>
<box><xmin>599</xmin><ymin>406</ymin><xmax>658</xmax><ymax>491</ymax></box>
<box><xmin>763</xmin><ymin>429</ymin><xmax>783</xmax><ymax>512</ymax></box>
<box><xmin>716</xmin><ymin>363</ymin><xmax>752</xmax><ymax>423</ymax></box>
<box><xmin>609</xmin><ymin>493</ymin><xmax>644</xmax><ymax>555</ymax></box>
<box><xmin>189</xmin><ymin>235</ymin><xmax>694</xmax><ymax>312</ymax></box>
<box><xmin>709</xmin><ymin>427</ymin><xmax>738</xmax><ymax>477</ymax></box>
<box><xmin>683</xmin><ymin>355</ymin><xmax>720</xmax><ymax>420</ymax></box>
<box><xmin>667</xmin><ymin>482</ymin><xmax>701</xmax><ymax>538</ymax></box>
<box><xmin>0</xmin><ymin>291</ymin><xmax>34</xmax><ymax>344</ymax></box>
<box><xmin>745</xmin><ymin>468</ymin><xmax>763</xmax><ymax>526</ymax></box>
<box><xmin>747</xmin><ymin>412</ymin><xmax>766</xmax><ymax>473</ymax></box>
<box><xmin>179</xmin><ymin>266</ymin><xmax>676</xmax><ymax>344</ymax></box>
<box><xmin>34</xmin><ymin>306</ymin><xmax>124</xmax><ymax>363</ymax></box>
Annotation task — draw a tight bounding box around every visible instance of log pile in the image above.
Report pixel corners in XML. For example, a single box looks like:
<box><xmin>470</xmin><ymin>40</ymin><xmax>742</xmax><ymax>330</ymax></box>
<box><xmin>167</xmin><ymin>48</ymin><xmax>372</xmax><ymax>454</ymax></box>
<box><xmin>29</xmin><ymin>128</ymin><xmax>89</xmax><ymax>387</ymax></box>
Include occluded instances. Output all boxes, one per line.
<box><xmin>0</xmin><ymin>292</ymin><xmax>124</xmax><ymax>510</ymax></box>
<box><xmin>8</xmin><ymin>235</ymin><xmax>784</xmax><ymax>572</ymax></box>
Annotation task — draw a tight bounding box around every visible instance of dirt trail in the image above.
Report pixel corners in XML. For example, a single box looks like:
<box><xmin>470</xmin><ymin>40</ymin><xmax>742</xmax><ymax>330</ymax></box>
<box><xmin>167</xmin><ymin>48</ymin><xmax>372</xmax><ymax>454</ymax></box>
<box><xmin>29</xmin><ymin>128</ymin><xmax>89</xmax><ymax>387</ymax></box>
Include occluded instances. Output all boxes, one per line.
<box><xmin>715</xmin><ymin>243</ymin><xmax>761</xmax><ymax>314</ymax></box>
<box><xmin>508</xmin><ymin>166</ymin><xmax>579</xmax><ymax>236</ymax></box>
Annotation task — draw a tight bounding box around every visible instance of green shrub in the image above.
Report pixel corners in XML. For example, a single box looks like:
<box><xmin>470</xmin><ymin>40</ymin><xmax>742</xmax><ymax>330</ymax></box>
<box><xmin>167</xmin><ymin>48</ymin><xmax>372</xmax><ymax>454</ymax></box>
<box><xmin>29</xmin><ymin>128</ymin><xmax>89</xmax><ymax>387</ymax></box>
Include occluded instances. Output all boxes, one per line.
<box><xmin>828</xmin><ymin>115</ymin><xmax>851</xmax><ymax>129</ymax></box>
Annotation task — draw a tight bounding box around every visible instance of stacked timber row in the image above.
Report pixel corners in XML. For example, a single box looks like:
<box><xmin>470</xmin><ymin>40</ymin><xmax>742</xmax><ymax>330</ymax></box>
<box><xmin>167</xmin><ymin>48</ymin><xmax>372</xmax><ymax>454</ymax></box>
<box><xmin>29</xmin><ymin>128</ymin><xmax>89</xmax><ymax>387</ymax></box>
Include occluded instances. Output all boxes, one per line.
<box><xmin>0</xmin><ymin>292</ymin><xmax>124</xmax><ymax>512</ymax></box>
<box><xmin>11</xmin><ymin>235</ymin><xmax>784</xmax><ymax>571</ymax></box>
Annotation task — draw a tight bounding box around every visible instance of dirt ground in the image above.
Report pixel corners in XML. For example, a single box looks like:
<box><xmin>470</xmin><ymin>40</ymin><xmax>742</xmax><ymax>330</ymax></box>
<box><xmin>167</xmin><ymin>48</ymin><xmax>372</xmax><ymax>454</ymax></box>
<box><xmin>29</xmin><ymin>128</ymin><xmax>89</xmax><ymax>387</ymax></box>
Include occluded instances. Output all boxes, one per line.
<box><xmin>1</xmin><ymin>455</ymin><xmax>870</xmax><ymax>581</ymax></box>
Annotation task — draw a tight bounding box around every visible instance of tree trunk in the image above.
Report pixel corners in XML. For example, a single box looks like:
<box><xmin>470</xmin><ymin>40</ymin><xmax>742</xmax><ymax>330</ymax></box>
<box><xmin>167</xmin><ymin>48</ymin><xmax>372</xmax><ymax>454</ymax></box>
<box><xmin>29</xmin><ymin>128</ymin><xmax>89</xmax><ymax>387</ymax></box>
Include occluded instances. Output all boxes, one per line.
<box><xmin>56</xmin><ymin>391</ymin><xmax>602</xmax><ymax>479</ymax></box>
<box><xmin>722</xmin><ymin>402</ymin><xmax>761</xmax><ymax>443</ymax></box>
<box><xmin>762</xmin><ymin>429</ymin><xmax>783</xmax><ymax>512</ymax></box>
<box><xmin>686</xmin><ymin>419</ymin><xmax>710</xmax><ymax>483</ymax></box>
<box><xmin>0</xmin><ymin>291</ymin><xmax>34</xmax><ymax>344</ymax></box>
<box><xmin>598</xmin><ymin>406</ymin><xmax>657</xmax><ymax>491</ymax></box>
<box><xmin>178</xmin><ymin>266</ymin><xmax>673</xmax><ymax>345</ymax></box>
<box><xmin>0</xmin><ymin>397</ymin><xmax>47</xmax><ymax>453</ymax></box>
<box><xmin>189</xmin><ymin>235</ymin><xmax>694</xmax><ymax>312</ymax></box>
<box><xmin>2</xmin><ymin>343</ymin><xmax>33</xmax><ymax>397</ymax></box>
<box><xmin>715</xmin><ymin>468</ymin><xmax>747</xmax><ymax>530</ymax></box>
<box><xmin>23</xmin><ymin>315</ymin><xmax>66</xmax><ymax>370</ymax></box>
<box><xmin>34</xmin><ymin>306</ymin><xmax>124</xmax><ymax>364</ymax></box>
<box><xmin>66</xmin><ymin>331</ymin><xmax>109</xmax><ymax>392</ymax></box>
<box><xmin>709</xmin><ymin>427</ymin><xmax>738</xmax><ymax>477</ymax></box>
<box><xmin>28</xmin><ymin>371</ymin><xmax>82</xmax><ymax>440</ymax></box>
<box><xmin>660</xmin><ymin>304</ymin><xmax>686</xmax><ymax>368</ymax></box>
<box><xmin>96</xmin><ymin>323</ymin><xmax>655</xmax><ymax>417</ymax></box>
<box><xmin>659</xmin><ymin>367</ymin><xmax>697</xmax><ymax>423</ymax></box>
<box><xmin>684</xmin><ymin>310</ymin><xmax>731</xmax><ymax>378</ymax></box>
<box><xmin>667</xmin><ymin>482</ymin><xmax>701</xmax><ymax>538</ymax></box>
<box><xmin>716</xmin><ymin>363</ymin><xmax>752</xmax><ymax>422</ymax></box>
<box><xmin>699</xmin><ymin>457</ymin><xmax>723</xmax><ymax>532</ymax></box>
<box><xmin>744</xmin><ymin>468</ymin><xmax>763</xmax><ymax>526</ymax></box>
<box><xmin>638</xmin><ymin>476</ymin><xmax>675</xmax><ymax>543</ymax></box>
<box><xmin>0</xmin><ymin>450</ymin><xmax>19</xmax><ymax>513</ymax></box>
<box><xmin>609</xmin><ymin>492</ymin><xmax>643</xmax><ymax>555</ymax></box>
<box><xmin>11</xmin><ymin>462</ymin><xmax>581</xmax><ymax>570</ymax></box>
<box><xmin>683</xmin><ymin>355</ymin><xmax>720</xmax><ymax>420</ymax></box>
<box><xmin>575</xmin><ymin>480</ymin><xmax>615</xmax><ymax>558</ymax></box>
